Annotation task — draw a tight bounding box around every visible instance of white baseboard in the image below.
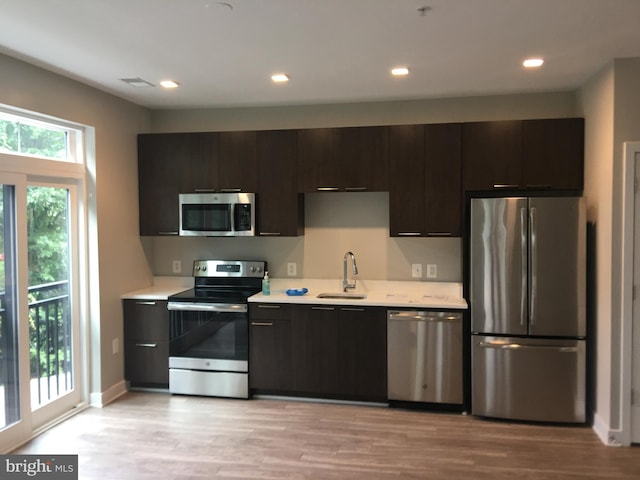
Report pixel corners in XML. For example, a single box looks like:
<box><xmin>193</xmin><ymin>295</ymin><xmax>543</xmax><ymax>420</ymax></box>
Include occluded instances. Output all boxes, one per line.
<box><xmin>89</xmin><ymin>380</ymin><xmax>127</xmax><ymax>408</ymax></box>
<box><xmin>592</xmin><ymin>412</ymin><xmax>625</xmax><ymax>446</ymax></box>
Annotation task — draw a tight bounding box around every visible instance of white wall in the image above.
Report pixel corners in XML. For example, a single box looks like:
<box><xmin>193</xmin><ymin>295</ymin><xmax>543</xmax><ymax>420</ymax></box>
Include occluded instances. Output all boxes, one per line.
<box><xmin>578</xmin><ymin>57</ymin><xmax>640</xmax><ymax>444</ymax></box>
<box><xmin>0</xmin><ymin>53</ymin><xmax>152</xmax><ymax>401</ymax></box>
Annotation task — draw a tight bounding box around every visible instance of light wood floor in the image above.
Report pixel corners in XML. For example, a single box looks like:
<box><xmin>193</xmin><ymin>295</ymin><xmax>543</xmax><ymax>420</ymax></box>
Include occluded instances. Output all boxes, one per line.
<box><xmin>13</xmin><ymin>392</ymin><xmax>640</xmax><ymax>479</ymax></box>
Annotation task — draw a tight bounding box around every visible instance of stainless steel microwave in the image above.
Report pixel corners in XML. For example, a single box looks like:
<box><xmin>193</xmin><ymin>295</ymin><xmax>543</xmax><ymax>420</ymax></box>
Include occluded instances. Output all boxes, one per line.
<box><xmin>179</xmin><ymin>193</ymin><xmax>255</xmax><ymax>236</ymax></box>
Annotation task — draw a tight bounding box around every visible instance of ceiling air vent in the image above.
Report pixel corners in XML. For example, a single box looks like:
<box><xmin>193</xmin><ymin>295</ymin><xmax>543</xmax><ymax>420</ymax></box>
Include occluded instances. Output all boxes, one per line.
<box><xmin>120</xmin><ymin>77</ymin><xmax>155</xmax><ymax>88</ymax></box>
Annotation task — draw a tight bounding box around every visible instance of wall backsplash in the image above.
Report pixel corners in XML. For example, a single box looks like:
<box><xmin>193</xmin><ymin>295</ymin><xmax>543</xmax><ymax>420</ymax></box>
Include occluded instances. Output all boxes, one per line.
<box><xmin>143</xmin><ymin>192</ymin><xmax>462</xmax><ymax>282</ymax></box>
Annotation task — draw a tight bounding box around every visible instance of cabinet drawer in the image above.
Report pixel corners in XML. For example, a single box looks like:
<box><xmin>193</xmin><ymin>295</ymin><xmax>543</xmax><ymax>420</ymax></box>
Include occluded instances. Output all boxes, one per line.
<box><xmin>123</xmin><ymin>299</ymin><xmax>169</xmax><ymax>342</ymax></box>
<box><xmin>124</xmin><ymin>340</ymin><xmax>169</xmax><ymax>386</ymax></box>
<box><xmin>249</xmin><ymin>303</ymin><xmax>291</xmax><ymax>320</ymax></box>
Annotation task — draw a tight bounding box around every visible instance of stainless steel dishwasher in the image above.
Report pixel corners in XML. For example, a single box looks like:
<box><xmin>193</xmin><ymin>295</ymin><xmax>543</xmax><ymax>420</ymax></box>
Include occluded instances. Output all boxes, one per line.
<box><xmin>387</xmin><ymin>310</ymin><xmax>463</xmax><ymax>404</ymax></box>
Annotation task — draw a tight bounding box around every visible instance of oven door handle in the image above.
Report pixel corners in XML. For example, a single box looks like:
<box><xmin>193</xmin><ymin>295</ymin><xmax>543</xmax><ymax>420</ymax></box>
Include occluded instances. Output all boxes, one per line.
<box><xmin>167</xmin><ymin>302</ymin><xmax>247</xmax><ymax>313</ymax></box>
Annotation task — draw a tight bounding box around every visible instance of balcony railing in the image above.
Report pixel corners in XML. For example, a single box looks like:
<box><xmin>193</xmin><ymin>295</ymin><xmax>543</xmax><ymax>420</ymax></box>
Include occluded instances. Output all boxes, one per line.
<box><xmin>0</xmin><ymin>280</ymin><xmax>72</xmax><ymax>408</ymax></box>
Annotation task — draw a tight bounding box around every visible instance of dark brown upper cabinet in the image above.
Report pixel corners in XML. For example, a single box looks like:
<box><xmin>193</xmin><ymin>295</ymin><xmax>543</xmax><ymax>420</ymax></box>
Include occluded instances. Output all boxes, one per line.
<box><xmin>298</xmin><ymin>126</ymin><xmax>389</xmax><ymax>192</ymax></box>
<box><xmin>462</xmin><ymin>118</ymin><xmax>584</xmax><ymax>192</ymax></box>
<box><xmin>138</xmin><ymin>132</ymin><xmax>217</xmax><ymax>236</ymax></box>
<box><xmin>257</xmin><ymin>130</ymin><xmax>304</xmax><ymax>236</ymax></box>
<box><xmin>217</xmin><ymin>130</ymin><xmax>258</xmax><ymax>193</ymax></box>
<box><xmin>389</xmin><ymin>124</ymin><xmax>425</xmax><ymax>236</ymax></box>
<box><xmin>389</xmin><ymin>124</ymin><xmax>463</xmax><ymax>237</ymax></box>
<box><xmin>424</xmin><ymin>123</ymin><xmax>463</xmax><ymax>236</ymax></box>
<box><xmin>462</xmin><ymin>120</ymin><xmax>522</xmax><ymax>191</ymax></box>
<box><xmin>521</xmin><ymin>118</ymin><xmax>584</xmax><ymax>190</ymax></box>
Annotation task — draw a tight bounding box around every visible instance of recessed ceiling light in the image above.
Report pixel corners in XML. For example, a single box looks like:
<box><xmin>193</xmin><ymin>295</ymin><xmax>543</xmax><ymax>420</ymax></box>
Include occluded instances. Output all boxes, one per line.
<box><xmin>391</xmin><ymin>67</ymin><xmax>409</xmax><ymax>76</ymax></box>
<box><xmin>523</xmin><ymin>58</ymin><xmax>544</xmax><ymax>68</ymax></box>
<box><xmin>271</xmin><ymin>73</ymin><xmax>289</xmax><ymax>83</ymax></box>
<box><xmin>160</xmin><ymin>80</ymin><xmax>179</xmax><ymax>89</ymax></box>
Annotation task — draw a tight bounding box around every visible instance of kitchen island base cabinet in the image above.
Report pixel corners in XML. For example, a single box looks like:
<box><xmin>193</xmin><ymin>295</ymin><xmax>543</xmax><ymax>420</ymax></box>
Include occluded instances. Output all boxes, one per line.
<box><xmin>123</xmin><ymin>299</ymin><xmax>170</xmax><ymax>388</ymax></box>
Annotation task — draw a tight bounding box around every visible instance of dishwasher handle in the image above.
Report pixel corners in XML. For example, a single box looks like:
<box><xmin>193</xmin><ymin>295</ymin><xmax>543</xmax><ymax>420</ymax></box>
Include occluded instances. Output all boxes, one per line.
<box><xmin>387</xmin><ymin>310</ymin><xmax>462</xmax><ymax>322</ymax></box>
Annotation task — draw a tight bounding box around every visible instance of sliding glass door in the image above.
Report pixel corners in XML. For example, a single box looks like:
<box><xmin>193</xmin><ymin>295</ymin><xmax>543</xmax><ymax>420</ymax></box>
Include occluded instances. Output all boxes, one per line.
<box><xmin>0</xmin><ymin>176</ymin><xmax>82</xmax><ymax>451</ymax></box>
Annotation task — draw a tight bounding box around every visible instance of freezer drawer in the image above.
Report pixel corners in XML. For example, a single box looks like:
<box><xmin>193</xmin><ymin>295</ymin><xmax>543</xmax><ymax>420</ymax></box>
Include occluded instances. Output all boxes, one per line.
<box><xmin>472</xmin><ymin>335</ymin><xmax>585</xmax><ymax>423</ymax></box>
<box><xmin>387</xmin><ymin>310</ymin><xmax>463</xmax><ymax>404</ymax></box>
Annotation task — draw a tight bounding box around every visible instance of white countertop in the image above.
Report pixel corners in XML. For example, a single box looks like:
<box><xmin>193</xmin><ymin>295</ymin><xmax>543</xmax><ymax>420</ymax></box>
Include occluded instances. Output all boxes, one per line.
<box><xmin>121</xmin><ymin>276</ymin><xmax>193</xmax><ymax>300</ymax></box>
<box><xmin>122</xmin><ymin>277</ymin><xmax>467</xmax><ymax>310</ymax></box>
<box><xmin>249</xmin><ymin>278</ymin><xmax>468</xmax><ymax>310</ymax></box>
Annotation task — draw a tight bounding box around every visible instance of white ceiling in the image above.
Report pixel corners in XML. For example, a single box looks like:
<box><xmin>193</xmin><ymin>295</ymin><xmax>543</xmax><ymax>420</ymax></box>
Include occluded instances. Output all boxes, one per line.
<box><xmin>1</xmin><ymin>0</ymin><xmax>640</xmax><ymax>110</ymax></box>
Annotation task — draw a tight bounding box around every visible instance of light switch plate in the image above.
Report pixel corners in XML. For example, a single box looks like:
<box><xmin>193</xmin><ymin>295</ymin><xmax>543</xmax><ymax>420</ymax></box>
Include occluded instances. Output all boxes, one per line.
<box><xmin>426</xmin><ymin>264</ymin><xmax>438</xmax><ymax>279</ymax></box>
<box><xmin>287</xmin><ymin>262</ymin><xmax>297</xmax><ymax>276</ymax></box>
<box><xmin>411</xmin><ymin>264</ymin><xmax>422</xmax><ymax>278</ymax></box>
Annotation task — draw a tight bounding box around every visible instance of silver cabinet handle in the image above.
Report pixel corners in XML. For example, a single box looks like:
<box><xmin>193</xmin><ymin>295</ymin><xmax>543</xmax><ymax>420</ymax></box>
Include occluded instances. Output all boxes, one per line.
<box><xmin>316</xmin><ymin>187</ymin><xmax>340</xmax><ymax>191</ymax></box>
<box><xmin>493</xmin><ymin>184</ymin><xmax>518</xmax><ymax>189</ymax></box>
<box><xmin>251</xmin><ymin>322</ymin><xmax>273</xmax><ymax>326</ymax></box>
<box><xmin>344</xmin><ymin>187</ymin><xmax>367</xmax><ymax>191</ymax></box>
<box><xmin>194</xmin><ymin>188</ymin><xmax>216</xmax><ymax>193</ymax></box>
<box><xmin>259</xmin><ymin>232</ymin><xmax>282</xmax><ymax>236</ymax></box>
<box><xmin>157</xmin><ymin>231</ymin><xmax>179</xmax><ymax>236</ymax></box>
<box><xmin>397</xmin><ymin>232</ymin><xmax>422</xmax><ymax>236</ymax></box>
<box><xmin>135</xmin><ymin>343</ymin><xmax>157</xmax><ymax>348</ymax></box>
<box><xmin>311</xmin><ymin>306</ymin><xmax>335</xmax><ymax>311</ymax></box>
<box><xmin>135</xmin><ymin>301</ymin><xmax>157</xmax><ymax>306</ymax></box>
<box><xmin>257</xmin><ymin>304</ymin><xmax>281</xmax><ymax>309</ymax></box>
<box><xmin>340</xmin><ymin>307</ymin><xmax>365</xmax><ymax>312</ymax></box>
<box><xmin>220</xmin><ymin>188</ymin><xmax>242</xmax><ymax>192</ymax></box>
<box><xmin>426</xmin><ymin>232</ymin><xmax>452</xmax><ymax>237</ymax></box>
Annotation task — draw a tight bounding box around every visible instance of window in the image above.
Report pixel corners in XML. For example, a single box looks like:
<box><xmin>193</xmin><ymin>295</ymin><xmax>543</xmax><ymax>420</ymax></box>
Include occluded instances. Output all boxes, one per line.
<box><xmin>0</xmin><ymin>109</ymin><xmax>83</xmax><ymax>163</ymax></box>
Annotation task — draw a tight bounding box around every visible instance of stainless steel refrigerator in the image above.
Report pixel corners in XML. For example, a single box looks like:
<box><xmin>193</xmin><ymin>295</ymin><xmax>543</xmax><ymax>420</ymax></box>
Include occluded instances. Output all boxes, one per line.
<box><xmin>470</xmin><ymin>197</ymin><xmax>586</xmax><ymax>423</ymax></box>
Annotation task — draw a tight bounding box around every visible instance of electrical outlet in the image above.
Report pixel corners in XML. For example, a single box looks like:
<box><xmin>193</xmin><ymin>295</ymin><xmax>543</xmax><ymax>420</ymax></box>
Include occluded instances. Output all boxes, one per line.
<box><xmin>172</xmin><ymin>260</ymin><xmax>182</xmax><ymax>274</ymax></box>
<box><xmin>426</xmin><ymin>264</ymin><xmax>438</xmax><ymax>279</ymax></box>
<box><xmin>411</xmin><ymin>264</ymin><xmax>422</xmax><ymax>278</ymax></box>
<box><xmin>287</xmin><ymin>262</ymin><xmax>297</xmax><ymax>276</ymax></box>
<box><xmin>112</xmin><ymin>337</ymin><xmax>119</xmax><ymax>355</ymax></box>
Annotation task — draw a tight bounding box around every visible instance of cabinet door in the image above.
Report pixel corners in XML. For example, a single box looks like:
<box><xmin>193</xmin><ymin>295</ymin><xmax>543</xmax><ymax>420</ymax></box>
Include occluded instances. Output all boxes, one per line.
<box><xmin>462</xmin><ymin>121</ymin><xmax>522</xmax><ymax>191</ymax></box>
<box><xmin>340</xmin><ymin>126</ymin><xmax>389</xmax><ymax>192</ymax></box>
<box><xmin>218</xmin><ymin>131</ymin><xmax>258</xmax><ymax>192</ymax></box>
<box><xmin>297</xmin><ymin>128</ymin><xmax>342</xmax><ymax>192</ymax></box>
<box><xmin>257</xmin><ymin>130</ymin><xmax>304</xmax><ymax>236</ymax></box>
<box><xmin>337</xmin><ymin>307</ymin><xmax>387</xmax><ymax>401</ymax></box>
<box><xmin>389</xmin><ymin>125</ymin><xmax>425</xmax><ymax>236</ymax></box>
<box><xmin>522</xmin><ymin>118</ymin><xmax>584</xmax><ymax>190</ymax></box>
<box><xmin>291</xmin><ymin>305</ymin><xmax>339</xmax><ymax>395</ymax></box>
<box><xmin>138</xmin><ymin>133</ymin><xmax>216</xmax><ymax>235</ymax></box>
<box><xmin>249</xmin><ymin>304</ymin><xmax>292</xmax><ymax>391</ymax></box>
<box><xmin>424</xmin><ymin>123</ymin><xmax>462</xmax><ymax>236</ymax></box>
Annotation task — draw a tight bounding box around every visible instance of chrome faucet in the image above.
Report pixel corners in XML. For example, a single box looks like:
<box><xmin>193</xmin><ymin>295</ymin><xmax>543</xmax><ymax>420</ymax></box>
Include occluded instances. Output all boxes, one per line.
<box><xmin>343</xmin><ymin>251</ymin><xmax>359</xmax><ymax>292</ymax></box>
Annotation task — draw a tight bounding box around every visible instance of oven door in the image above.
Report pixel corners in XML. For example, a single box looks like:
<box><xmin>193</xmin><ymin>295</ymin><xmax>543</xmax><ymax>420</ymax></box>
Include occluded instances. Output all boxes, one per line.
<box><xmin>168</xmin><ymin>302</ymin><xmax>248</xmax><ymax>371</ymax></box>
<box><xmin>168</xmin><ymin>302</ymin><xmax>249</xmax><ymax>398</ymax></box>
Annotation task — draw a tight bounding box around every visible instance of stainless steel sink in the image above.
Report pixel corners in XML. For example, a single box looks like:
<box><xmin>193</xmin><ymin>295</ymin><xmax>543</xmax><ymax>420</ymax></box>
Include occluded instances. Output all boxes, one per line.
<box><xmin>316</xmin><ymin>292</ymin><xmax>367</xmax><ymax>300</ymax></box>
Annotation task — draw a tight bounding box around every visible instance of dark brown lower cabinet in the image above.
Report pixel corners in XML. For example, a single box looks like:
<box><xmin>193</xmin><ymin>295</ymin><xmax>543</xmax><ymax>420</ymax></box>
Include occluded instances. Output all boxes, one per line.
<box><xmin>291</xmin><ymin>305</ymin><xmax>340</xmax><ymax>396</ymax></box>
<box><xmin>123</xmin><ymin>299</ymin><xmax>169</xmax><ymax>388</ymax></box>
<box><xmin>337</xmin><ymin>306</ymin><xmax>387</xmax><ymax>401</ymax></box>
<box><xmin>249</xmin><ymin>304</ymin><xmax>293</xmax><ymax>391</ymax></box>
<box><xmin>249</xmin><ymin>302</ymin><xmax>387</xmax><ymax>401</ymax></box>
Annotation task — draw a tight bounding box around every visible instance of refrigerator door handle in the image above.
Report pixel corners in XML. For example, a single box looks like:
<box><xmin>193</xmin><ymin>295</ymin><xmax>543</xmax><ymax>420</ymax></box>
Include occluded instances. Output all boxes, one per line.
<box><xmin>520</xmin><ymin>207</ymin><xmax>527</xmax><ymax>327</ymax></box>
<box><xmin>529</xmin><ymin>206</ymin><xmax>537</xmax><ymax>327</ymax></box>
<box><xmin>478</xmin><ymin>341</ymin><xmax>577</xmax><ymax>353</ymax></box>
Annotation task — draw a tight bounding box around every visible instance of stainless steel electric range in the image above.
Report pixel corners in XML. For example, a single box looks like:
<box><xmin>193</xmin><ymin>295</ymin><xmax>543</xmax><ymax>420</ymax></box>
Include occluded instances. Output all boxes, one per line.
<box><xmin>167</xmin><ymin>259</ymin><xmax>266</xmax><ymax>399</ymax></box>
